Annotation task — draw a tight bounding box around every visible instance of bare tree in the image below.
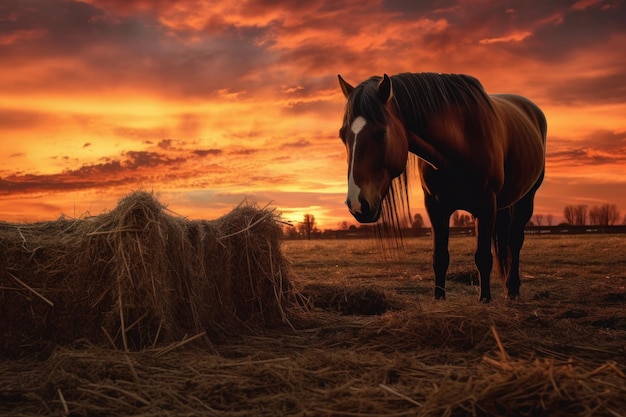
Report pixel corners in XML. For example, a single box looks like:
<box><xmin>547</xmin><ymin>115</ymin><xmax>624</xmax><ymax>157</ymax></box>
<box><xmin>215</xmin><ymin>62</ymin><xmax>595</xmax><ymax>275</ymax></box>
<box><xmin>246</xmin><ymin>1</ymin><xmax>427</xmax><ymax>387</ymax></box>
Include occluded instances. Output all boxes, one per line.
<box><xmin>412</xmin><ymin>213</ymin><xmax>424</xmax><ymax>229</ymax></box>
<box><xmin>452</xmin><ymin>210</ymin><xmax>473</xmax><ymax>226</ymax></box>
<box><xmin>573</xmin><ymin>205</ymin><xmax>588</xmax><ymax>226</ymax></box>
<box><xmin>546</xmin><ymin>214</ymin><xmax>554</xmax><ymax>226</ymax></box>
<box><xmin>589</xmin><ymin>206</ymin><xmax>600</xmax><ymax>225</ymax></box>
<box><xmin>563</xmin><ymin>205</ymin><xmax>575</xmax><ymax>225</ymax></box>
<box><xmin>338</xmin><ymin>221</ymin><xmax>350</xmax><ymax>231</ymax></box>
<box><xmin>590</xmin><ymin>204</ymin><xmax>620</xmax><ymax>225</ymax></box>
<box><xmin>534</xmin><ymin>214</ymin><xmax>544</xmax><ymax>227</ymax></box>
<box><xmin>607</xmin><ymin>204</ymin><xmax>620</xmax><ymax>225</ymax></box>
<box><xmin>298</xmin><ymin>214</ymin><xmax>317</xmax><ymax>240</ymax></box>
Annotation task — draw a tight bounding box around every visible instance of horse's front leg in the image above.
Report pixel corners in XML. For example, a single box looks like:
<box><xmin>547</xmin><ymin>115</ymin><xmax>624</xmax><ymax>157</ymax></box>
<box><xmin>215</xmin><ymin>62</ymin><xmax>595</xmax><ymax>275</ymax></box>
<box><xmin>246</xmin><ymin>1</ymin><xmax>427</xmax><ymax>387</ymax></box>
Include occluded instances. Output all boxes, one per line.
<box><xmin>475</xmin><ymin>197</ymin><xmax>496</xmax><ymax>302</ymax></box>
<box><xmin>426</xmin><ymin>197</ymin><xmax>450</xmax><ymax>300</ymax></box>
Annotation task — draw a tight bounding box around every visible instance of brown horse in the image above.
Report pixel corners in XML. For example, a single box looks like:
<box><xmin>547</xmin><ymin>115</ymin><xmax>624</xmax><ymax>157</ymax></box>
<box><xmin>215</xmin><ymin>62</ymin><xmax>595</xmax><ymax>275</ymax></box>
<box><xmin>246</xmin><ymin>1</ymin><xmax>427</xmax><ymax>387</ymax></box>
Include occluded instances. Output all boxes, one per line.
<box><xmin>338</xmin><ymin>72</ymin><xmax>546</xmax><ymax>302</ymax></box>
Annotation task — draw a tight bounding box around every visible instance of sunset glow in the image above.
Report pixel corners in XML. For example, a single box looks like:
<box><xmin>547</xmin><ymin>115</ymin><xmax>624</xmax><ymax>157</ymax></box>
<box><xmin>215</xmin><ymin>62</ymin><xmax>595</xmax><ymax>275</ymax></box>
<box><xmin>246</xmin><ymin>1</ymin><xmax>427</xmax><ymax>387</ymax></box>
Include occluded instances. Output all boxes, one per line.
<box><xmin>1</xmin><ymin>0</ymin><xmax>625</xmax><ymax>228</ymax></box>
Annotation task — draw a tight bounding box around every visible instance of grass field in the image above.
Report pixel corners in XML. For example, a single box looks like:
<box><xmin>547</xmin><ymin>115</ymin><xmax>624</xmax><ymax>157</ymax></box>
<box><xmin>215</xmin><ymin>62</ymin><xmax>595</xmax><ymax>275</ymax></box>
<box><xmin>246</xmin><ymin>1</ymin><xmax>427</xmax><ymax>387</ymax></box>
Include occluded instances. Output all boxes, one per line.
<box><xmin>2</xmin><ymin>234</ymin><xmax>626</xmax><ymax>416</ymax></box>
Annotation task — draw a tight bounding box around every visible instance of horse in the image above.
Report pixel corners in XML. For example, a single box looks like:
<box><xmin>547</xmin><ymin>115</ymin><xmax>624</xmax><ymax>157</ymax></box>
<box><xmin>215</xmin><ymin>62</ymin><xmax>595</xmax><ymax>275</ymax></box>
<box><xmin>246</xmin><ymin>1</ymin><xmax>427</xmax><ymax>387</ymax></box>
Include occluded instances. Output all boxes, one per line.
<box><xmin>337</xmin><ymin>72</ymin><xmax>546</xmax><ymax>302</ymax></box>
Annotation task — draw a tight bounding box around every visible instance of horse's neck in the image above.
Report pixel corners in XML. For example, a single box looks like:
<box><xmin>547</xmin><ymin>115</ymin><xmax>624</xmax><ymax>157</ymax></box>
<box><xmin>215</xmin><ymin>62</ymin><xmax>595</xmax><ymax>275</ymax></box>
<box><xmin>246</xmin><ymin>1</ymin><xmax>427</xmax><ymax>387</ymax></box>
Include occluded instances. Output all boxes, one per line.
<box><xmin>405</xmin><ymin>112</ymin><xmax>470</xmax><ymax>171</ymax></box>
<box><xmin>406</xmin><ymin>130</ymin><xmax>447</xmax><ymax>170</ymax></box>
<box><xmin>406</xmin><ymin>106</ymin><xmax>501</xmax><ymax>173</ymax></box>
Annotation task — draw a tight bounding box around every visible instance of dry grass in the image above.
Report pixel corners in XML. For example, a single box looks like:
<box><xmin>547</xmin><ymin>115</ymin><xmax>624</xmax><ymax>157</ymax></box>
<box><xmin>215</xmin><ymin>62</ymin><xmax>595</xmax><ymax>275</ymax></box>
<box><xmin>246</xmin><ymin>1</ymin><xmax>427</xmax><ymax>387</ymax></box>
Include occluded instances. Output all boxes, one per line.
<box><xmin>1</xmin><ymin>213</ymin><xmax>626</xmax><ymax>416</ymax></box>
<box><xmin>0</xmin><ymin>191</ymin><xmax>296</xmax><ymax>358</ymax></box>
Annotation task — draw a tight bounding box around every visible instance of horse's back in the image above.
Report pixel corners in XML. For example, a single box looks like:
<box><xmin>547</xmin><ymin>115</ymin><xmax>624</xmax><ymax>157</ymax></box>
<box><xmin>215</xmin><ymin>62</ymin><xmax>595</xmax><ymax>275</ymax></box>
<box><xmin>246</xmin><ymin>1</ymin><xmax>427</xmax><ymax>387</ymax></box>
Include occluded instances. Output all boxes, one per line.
<box><xmin>490</xmin><ymin>94</ymin><xmax>546</xmax><ymax>208</ymax></box>
<box><xmin>492</xmin><ymin>94</ymin><xmax>547</xmax><ymax>139</ymax></box>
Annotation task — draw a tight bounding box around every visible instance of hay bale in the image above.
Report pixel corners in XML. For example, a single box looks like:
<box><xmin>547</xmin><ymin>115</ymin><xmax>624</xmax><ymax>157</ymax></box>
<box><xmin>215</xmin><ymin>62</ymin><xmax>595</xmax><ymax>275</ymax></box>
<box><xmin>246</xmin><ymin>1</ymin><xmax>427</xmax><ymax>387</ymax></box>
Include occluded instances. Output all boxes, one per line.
<box><xmin>0</xmin><ymin>191</ymin><xmax>295</xmax><ymax>357</ymax></box>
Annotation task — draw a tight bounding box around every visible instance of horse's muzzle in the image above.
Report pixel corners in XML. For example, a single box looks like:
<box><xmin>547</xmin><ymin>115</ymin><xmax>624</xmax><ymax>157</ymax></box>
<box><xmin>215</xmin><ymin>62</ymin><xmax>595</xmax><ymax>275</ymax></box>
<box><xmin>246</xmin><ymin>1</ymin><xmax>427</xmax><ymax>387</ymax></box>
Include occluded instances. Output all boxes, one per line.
<box><xmin>346</xmin><ymin>198</ymin><xmax>381</xmax><ymax>224</ymax></box>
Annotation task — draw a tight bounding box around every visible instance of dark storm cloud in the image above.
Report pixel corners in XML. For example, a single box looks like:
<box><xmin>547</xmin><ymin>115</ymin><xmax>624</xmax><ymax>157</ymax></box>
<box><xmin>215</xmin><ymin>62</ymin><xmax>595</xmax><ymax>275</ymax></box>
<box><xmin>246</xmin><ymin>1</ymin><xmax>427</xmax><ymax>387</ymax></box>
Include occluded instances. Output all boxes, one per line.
<box><xmin>0</xmin><ymin>0</ymin><xmax>275</xmax><ymax>97</ymax></box>
<box><xmin>523</xmin><ymin>1</ymin><xmax>625</xmax><ymax>61</ymax></box>
<box><xmin>3</xmin><ymin>0</ymin><xmax>623</xmax><ymax>103</ymax></box>
<box><xmin>382</xmin><ymin>0</ymin><xmax>625</xmax><ymax>68</ymax></box>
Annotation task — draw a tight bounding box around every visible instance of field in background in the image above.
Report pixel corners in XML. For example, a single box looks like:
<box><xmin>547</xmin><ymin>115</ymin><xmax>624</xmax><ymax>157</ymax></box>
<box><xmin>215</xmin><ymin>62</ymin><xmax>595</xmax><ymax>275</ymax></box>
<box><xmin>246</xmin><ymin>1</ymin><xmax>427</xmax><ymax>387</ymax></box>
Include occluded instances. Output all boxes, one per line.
<box><xmin>284</xmin><ymin>234</ymin><xmax>626</xmax><ymax>298</ymax></box>
<box><xmin>3</xmin><ymin>234</ymin><xmax>625</xmax><ymax>416</ymax></box>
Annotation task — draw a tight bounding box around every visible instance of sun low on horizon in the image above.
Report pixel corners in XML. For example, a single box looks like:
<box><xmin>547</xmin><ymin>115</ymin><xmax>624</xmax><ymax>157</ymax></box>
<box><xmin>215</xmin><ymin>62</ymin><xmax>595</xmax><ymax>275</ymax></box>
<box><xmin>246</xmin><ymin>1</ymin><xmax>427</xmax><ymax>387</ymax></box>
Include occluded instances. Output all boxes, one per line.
<box><xmin>1</xmin><ymin>0</ymin><xmax>625</xmax><ymax>229</ymax></box>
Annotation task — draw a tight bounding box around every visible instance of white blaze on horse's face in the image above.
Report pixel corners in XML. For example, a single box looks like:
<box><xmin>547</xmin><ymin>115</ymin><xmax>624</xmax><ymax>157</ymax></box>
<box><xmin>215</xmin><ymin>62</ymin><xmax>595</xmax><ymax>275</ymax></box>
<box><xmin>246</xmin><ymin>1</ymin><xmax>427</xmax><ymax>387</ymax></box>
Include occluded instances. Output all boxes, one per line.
<box><xmin>347</xmin><ymin>116</ymin><xmax>367</xmax><ymax>215</ymax></box>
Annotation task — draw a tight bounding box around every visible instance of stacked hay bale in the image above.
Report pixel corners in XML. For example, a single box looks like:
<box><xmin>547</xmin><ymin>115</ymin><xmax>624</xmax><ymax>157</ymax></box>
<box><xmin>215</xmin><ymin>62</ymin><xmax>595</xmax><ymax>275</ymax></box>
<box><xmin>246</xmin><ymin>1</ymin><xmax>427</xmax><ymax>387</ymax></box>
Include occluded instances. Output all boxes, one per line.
<box><xmin>0</xmin><ymin>192</ymin><xmax>294</xmax><ymax>357</ymax></box>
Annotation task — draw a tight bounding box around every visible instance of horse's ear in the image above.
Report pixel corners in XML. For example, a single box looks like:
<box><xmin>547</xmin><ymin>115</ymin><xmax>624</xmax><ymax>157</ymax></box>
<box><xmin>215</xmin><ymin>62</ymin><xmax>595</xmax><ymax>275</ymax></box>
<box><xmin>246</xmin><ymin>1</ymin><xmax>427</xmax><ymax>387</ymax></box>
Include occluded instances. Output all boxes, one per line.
<box><xmin>338</xmin><ymin>75</ymin><xmax>354</xmax><ymax>98</ymax></box>
<box><xmin>376</xmin><ymin>74</ymin><xmax>393</xmax><ymax>103</ymax></box>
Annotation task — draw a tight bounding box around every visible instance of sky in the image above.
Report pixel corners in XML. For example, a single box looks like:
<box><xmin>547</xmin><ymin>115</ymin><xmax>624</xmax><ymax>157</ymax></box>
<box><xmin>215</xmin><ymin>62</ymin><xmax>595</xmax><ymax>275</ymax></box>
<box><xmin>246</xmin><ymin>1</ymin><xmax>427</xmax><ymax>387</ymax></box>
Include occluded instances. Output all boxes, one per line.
<box><xmin>1</xmin><ymin>0</ymin><xmax>625</xmax><ymax>229</ymax></box>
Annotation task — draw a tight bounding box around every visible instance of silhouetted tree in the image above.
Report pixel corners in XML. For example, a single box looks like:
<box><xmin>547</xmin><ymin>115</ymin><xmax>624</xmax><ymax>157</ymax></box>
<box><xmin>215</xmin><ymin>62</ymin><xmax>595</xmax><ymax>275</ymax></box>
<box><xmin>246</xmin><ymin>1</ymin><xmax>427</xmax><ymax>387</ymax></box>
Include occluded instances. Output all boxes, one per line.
<box><xmin>534</xmin><ymin>214</ymin><xmax>544</xmax><ymax>226</ymax></box>
<box><xmin>298</xmin><ymin>214</ymin><xmax>317</xmax><ymax>240</ymax></box>
<box><xmin>563</xmin><ymin>205</ymin><xmax>575</xmax><ymax>225</ymax></box>
<box><xmin>452</xmin><ymin>210</ymin><xmax>473</xmax><ymax>226</ymax></box>
<box><xmin>412</xmin><ymin>213</ymin><xmax>424</xmax><ymax>229</ymax></box>
<box><xmin>546</xmin><ymin>214</ymin><xmax>554</xmax><ymax>226</ymax></box>
<box><xmin>283</xmin><ymin>224</ymin><xmax>299</xmax><ymax>239</ymax></box>
<box><xmin>564</xmin><ymin>204</ymin><xmax>588</xmax><ymax>225</ymax></box>
<box><xmin>589</xmin><ymin>204</ymin><xmax>620</xmax><ymax>226</ymax></box>
<box><xmin>574</xmin><ymin>205</ymin><xmax>588</xmax><ymax>226</ymax></box>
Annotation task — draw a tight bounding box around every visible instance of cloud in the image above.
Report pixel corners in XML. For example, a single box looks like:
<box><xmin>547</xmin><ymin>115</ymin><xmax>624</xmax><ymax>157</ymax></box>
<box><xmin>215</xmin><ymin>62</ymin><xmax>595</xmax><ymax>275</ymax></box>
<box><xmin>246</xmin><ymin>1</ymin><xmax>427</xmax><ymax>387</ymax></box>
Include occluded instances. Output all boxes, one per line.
<box><xmin>192</xmin><ymin>149</ymin><xmax>223</xmax><ymax>157</ymax></box>
<box><xmin>548</xmin><ymin>130</ymin><xmax>626</xmax><ymax>160</ymax></box>
<box><xmin>0</xmin><ymin>109</ymin><xmax>56</xmax><ymax>130</ymax></box>
<box><xmin>479</xmin><ymin>31</ymin><xmax>533</xmax><ymax>44</ymax></box>
<box><xmin>542</xmin><ymin>72</ymin><xmax>626</xmax><ymax>105</ymax></box>
<box><xmin>0</xmin><ymin>146</ymin><xmax>199</xmax><ymax>195</ymax></box>
<box><xmin>0</xmin><ymin>0</ymin><xmax>276</xmax><ymax>98</ymax></box>
<box><xmin>546</xmin><ymin>130</ymin><xmax>626</xmax><ymax>186</ymax></box>
<box><xmin>2</xmin><ymin>0</ymin><xmax>624</xmax><ymax>105</ymax></box>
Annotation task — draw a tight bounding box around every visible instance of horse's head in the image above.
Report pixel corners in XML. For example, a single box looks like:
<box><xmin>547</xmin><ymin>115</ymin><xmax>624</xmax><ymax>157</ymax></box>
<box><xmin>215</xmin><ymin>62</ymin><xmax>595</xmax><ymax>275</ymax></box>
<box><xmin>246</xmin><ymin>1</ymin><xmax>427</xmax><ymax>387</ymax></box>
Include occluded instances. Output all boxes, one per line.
<box><xmin>338</xmin><ymin>74</ymin><xmax>409</xmax><ymax>223</ymax></box>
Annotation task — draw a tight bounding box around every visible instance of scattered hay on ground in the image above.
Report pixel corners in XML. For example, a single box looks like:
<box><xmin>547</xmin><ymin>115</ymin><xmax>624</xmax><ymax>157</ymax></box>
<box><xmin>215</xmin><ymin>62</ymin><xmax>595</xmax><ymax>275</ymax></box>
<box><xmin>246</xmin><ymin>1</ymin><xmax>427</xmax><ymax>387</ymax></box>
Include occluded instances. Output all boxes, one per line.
<box><xmin>0</xmin><ymin>191</ymin><xmax>298</xmax><ymax>358</ymax></box>
<box><xmin>1</xmin><ymin>233</ymin><xmax>625</xmax><ymax>416</ymax></box>
<box><xmin>302</xmin><ymin>283</ymin><xmax>394</xmax><ymax>315</ymax></box>
<box><xmin>1</xmin><ymin>320</ymin><xmax>624</xmax><ymax>417</ymax></box>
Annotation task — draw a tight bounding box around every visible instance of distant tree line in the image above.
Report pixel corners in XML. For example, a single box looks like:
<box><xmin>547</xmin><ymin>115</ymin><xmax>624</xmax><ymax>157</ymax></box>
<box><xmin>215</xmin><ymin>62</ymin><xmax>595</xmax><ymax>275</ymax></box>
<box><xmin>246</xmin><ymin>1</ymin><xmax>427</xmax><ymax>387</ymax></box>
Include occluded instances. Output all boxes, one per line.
<box><xmin>285</xmin><ymin>204</ymin><xmax>625</xmax><ymax>239</ymax></box>
<box><xmin>562</xmin><ymin>204</ymin><xmax>622</xmax><ymax>226</ymax></box>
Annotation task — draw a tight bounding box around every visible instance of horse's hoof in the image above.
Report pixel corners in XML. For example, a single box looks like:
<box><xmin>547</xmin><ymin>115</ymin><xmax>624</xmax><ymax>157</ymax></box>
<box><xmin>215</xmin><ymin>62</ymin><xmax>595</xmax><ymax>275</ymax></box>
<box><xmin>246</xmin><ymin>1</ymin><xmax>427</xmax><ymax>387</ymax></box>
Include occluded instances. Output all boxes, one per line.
<box><xmin>433</xmin><ymin>294</ymin><xmax>446</xmax><ymax>301</ymax></box>
<box><xmin>479</xmin><ymin>296</ymin><xmax>492</xmax><ymax>304</ymax></box>
<box><xmin>506</xmin><ymin>293</ymin><xmax>521</xmax><ymax>302</ymax></box>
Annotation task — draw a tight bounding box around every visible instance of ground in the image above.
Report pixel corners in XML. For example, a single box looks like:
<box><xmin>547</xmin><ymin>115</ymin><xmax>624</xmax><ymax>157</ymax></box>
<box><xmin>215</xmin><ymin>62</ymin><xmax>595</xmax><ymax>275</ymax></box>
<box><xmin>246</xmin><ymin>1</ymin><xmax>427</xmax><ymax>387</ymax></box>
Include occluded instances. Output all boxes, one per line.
<box><xmin>2</xmin><ymin>234</ymin><xmax>625</xmax><ymax>416</ymax></box>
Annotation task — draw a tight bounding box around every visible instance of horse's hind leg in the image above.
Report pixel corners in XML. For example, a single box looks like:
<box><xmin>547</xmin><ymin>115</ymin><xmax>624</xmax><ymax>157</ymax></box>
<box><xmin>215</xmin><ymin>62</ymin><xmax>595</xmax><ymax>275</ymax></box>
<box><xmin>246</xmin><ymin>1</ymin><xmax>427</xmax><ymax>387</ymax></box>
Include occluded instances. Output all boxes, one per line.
<box><xmin>426</xmin><ymin>196</ymin><xmax>450</xmax><ymax>300</ymax></box>
<box><xmin>508</xmin><ymin>190</ymin><xmax>537</xmax><ymax>299</ymax></box>
<box><xmin>475</xmin><ymin>198</ymin><xmax>496</xmax><ymax>303</ymax></box>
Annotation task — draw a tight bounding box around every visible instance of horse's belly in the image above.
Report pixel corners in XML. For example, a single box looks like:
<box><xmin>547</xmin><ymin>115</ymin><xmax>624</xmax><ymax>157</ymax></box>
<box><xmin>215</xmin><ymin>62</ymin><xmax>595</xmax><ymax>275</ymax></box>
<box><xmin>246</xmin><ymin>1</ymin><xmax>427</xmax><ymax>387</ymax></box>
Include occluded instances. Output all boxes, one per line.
<box><xmin>497</xmin><ymin>145</ymin><xmax>545</xmax><ymax>208</ymax></box>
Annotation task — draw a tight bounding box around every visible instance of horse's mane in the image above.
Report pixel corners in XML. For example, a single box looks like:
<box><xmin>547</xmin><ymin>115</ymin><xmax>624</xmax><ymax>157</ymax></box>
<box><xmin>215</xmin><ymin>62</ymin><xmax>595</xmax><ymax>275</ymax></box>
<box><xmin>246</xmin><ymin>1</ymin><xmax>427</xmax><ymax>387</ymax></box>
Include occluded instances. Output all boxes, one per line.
<box><xmin>344</xmin><ymin>72</ymin><xmax>494</xmax><ymax>130</ymax></box>
<box><xmin>390</xmin><ymin>72</ymin><xmax>495</xmax><ymax>133</ymax></box>
<box><xmin>343</xmin><ymin>72</ymin><xmax>495</xmax><ymax>248</ymax></box>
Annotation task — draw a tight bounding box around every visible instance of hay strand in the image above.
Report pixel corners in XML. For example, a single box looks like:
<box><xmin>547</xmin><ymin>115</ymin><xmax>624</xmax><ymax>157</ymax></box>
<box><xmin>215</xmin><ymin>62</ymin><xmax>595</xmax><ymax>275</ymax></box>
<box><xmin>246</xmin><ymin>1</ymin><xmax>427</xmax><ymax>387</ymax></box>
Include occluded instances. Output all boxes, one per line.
<box><xmin>6</xmin><ymin>271</ymin><xmax>54</xmax><ymax>307</ymax></box>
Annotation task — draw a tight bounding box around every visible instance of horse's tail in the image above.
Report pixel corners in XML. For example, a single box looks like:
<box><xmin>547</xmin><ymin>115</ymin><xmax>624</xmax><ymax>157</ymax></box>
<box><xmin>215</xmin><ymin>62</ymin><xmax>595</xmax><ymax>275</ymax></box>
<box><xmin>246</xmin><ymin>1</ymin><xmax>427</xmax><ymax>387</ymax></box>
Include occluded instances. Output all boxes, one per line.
<box><xmin>493</xmin><ymin>208</ymin><xmax>512</xmax><ymax>284</ymax></box>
